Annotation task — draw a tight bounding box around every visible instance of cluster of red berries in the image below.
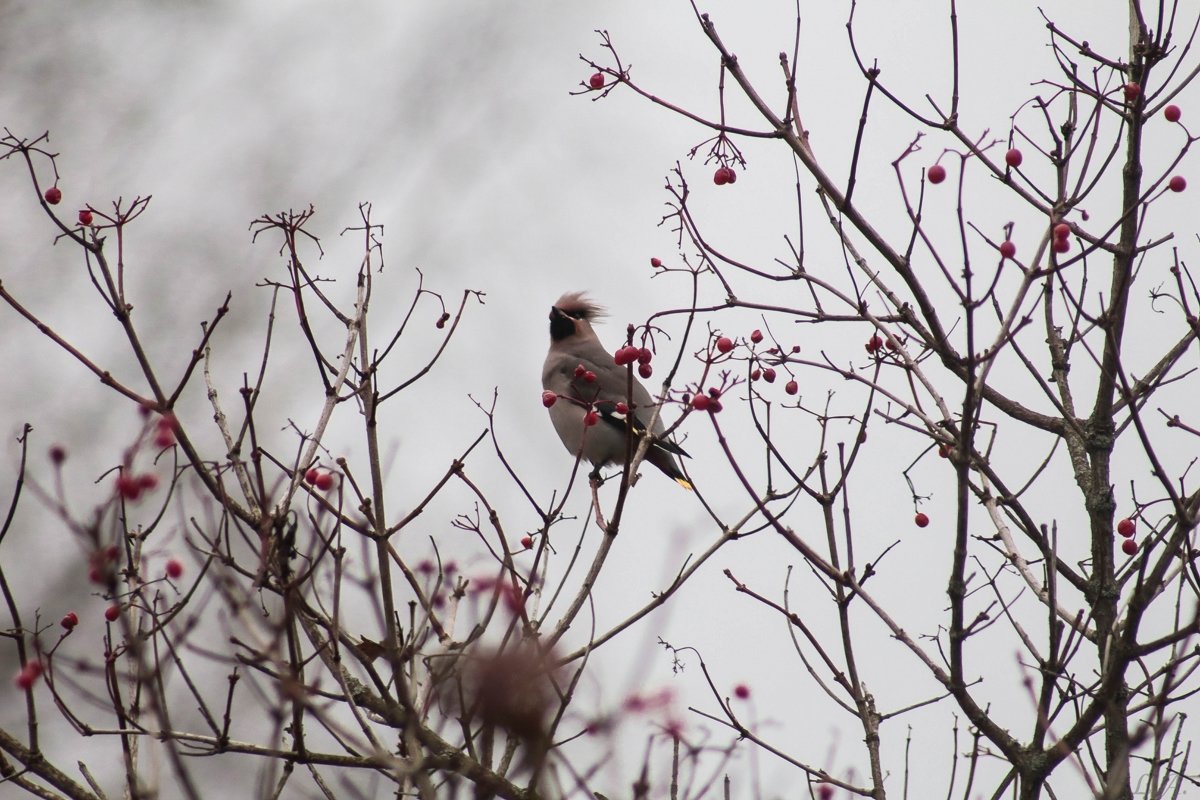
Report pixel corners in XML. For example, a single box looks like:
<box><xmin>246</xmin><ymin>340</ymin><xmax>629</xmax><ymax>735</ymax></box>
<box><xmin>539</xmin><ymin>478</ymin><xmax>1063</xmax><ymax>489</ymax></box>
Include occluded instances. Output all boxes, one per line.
<box><xmin>116</xmin><ymin>471</ymin><xmax>159</xmax><ymax>501</ymax></box>
<box><xmin>713</xmin><ymin>165</ymin><xmax>738</xmax><ymax>185</ymax></box>
<box><xmin>14</xmin><ymin>660</ymin><xmax>43</xmax><ymax>691</ymax></box>
<box><xmin>614</xmin><ymin>345</ymin><xmax>654</xmax><ymax>378</ymax></box>
<box><xmin>690</xmin><ymin>387</ymin><xmax>724</xmax><ymax>413</ymax></box>
<box><xmin>1117</xmin><ymin>517</ymin><xmax>1139</xmax><ymax>555</ymax></box>
<box><xmin>1051</xmin><ymin>221</ymin><xmax>1072</xmax><ymax>255</ymax></box>
<box><xmin>88</xmin><ymin>545</ymin><xmax>121</xmax><ymax>584</ymax></box>
<box><xmin>304</xmin><ymin>467</ymin><xmax>337</xmax><ymax>491</ymax></box>
<box><xmin>153</xmin><ymin>414</ymin><xmax>177</xmax><ymax>448</ymax></box>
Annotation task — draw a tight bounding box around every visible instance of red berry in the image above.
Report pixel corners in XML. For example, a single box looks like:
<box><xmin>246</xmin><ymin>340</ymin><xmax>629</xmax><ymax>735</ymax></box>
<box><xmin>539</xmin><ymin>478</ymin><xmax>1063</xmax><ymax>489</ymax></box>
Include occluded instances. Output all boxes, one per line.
<box><xmin>61</xmin><ymin>612</ymin><xmax>79</xmax><ymax>630</ymax></box>
<box><xmin>573</xmin><ymin>364</ymin><xmax>586</xmax><ymax>379</ymax></box>
<box><xmin>733</xmin><ymin>684</ymin><xmax>750</xmax><ymax>700</ymax></box>
<box><xmin>713</xmin><ymin>167</ymin><xmax>728</xmax><ymax>185</ymax></box>
<box><xmin>49</xmin><ymin>444</ymin><xmax>67</xmax><ymax>464</ymax></box>
<box><xmin>708</xmin><ymin>387</ymin><xmax>722</xmax><ymax>399</ymax></box>
<box><xmin>885</xmin><ymin>337</ymin><xmax>898</xmax><ymax>351</ymax></box>
<box><xmin>750</xmin><ymin>369</ymin><xmax>761</xmax><ymax>381</ymax></box>
<box><xmin>1164</xmin><ymin>104</ymin><xmax>1182</xmax><ymax>122</ymax></box>
<box><xmin>78</xmin><ymin>209</ymin><xmax>93</xmax><ymax>226</ymax></box>
<box><xmin>637</xmin><ymin>348</ymin><xmax>652</xmax><ymax>364</ymax></box>
<box><xmin>650</xmin><ymin>257</ymin><xmax>662</xmax><ymax>268</ymax></box>
<box><xmin>691</xmin><ymin>394</ymin><xmax>711</xmax><ymax>411</ymax></box>
<box><xmin>584</xmin><ymin>410</ymin><xmax>599</xmax><ymax>426</ymax></box>
<box><xmin>116</xmin><ymin>474</ymin><xmax>142</xmax><ymax>501</ymax></box>
<box><xmin>938</xmin><ymin>444</ymin><xmax>950</xmax><ymax>458</ymax></box>
<box><xmin>314</xmin><ymin>471</ymin><xmax>335</xmax><ymax>491</ymax></box>
<box><xmin>1053</xmin><ymin>222</ymin><xmax>1071</xmax><ymax>240</ymax></box>
<box><xmin>1123</xmin><ymin>82</ymin><xmax>1141</xmax><ymax>101</ymax></box>
<box><xmin>725</xmin><ymin>168</ymin><xmax>737</xmax><ymax>184</ymax></box>
<box><xmin>865</xmin><ymin>335</ymin><xmax>883</xmax><ymax>354</ymax></box>
<box><xmin>105</xmin><ymin>604</ymin><xmax>120</xmax><ymax>622</ymax></box>
<box><xmin>785</xmin><ymin>380</ymin><xmax>798</xmax><ymax>395</ymax></box>
<box><xmin>762</xmin><ymin>367</ymin><xmax>777</xmax><ymax>383</ymax></box>
<box><xmin>709</xmin><ymin>398</ymin><xmax>723</xmax><ymax>413</ymax></box>
<box><xmin>15</xmin><ymin>662</ymin><xmax>42</xmax><ymax>691</ymax></box>
<box><xmin>1052</xmin><ymin>238</ymin><xmax>1071</xmax><ymax>254</ymax></box>
<box><xmin>136</xmin><ymin>473</ymin><xmax>159</xmax><ymax>492</ymax></box>
<box><xmin>436</xmin><ymin>312</ymin><xmax>450</xmax><ymax>329</ymax></box>
<box><xmin>589</xmin><ymin>72</ymin><xmax>605</xmax><ymax>90</ymax></box>
<box><xmin>1004</xmin><ymin>148</ymin><xmax>1023</xmax><ymax>168</ymax></box>
<box><xmin>1121</xmin><ymin>537</ymin><xmax>1138</xmax><ymax>555</ymax></box>
<box><xmin>1169</xmin><ymin>175</ymin><xmax>1187</xmax><ymax>192</ymax></box>
<box><xmin>927</xmin><ymin>164</ymin><xmax>946</xmax><ymax>184</ymax></box>
<box><xmin>914</xmin><ymin>512</ymin><xmax>930</xmax><ymax>528</ymax></box>
<box><xmin>1117</xmin><ymin>518</ymin><xmax>1136</xmax><ymax>538</ymax></box>
<box><xmin>791</xmin><ymin>344</ymin><xmax>801</xmax><ymax>353</ymax></box>
<box><xmin>520</xmin><ymin>536</ymin><xmax>533</xmax><ymax>550</ymax></box>
<box><xmin>614</xmin><ymin>346</ymin><xmax>633</xmax><ymax>366</ymax></box>
<box><xmin>638</xmin><ymin>362</ymin><xmax>653</xmax><ymax>379</ymax></box>
<box><xmin>716</xmin><ymin>336</ymin><xmax>734</xmax><ymax>354</ymax></box>
<box><xmin>541</xmin><ymin>391</ymin><xmax>557</xmax><ymax>408</ymax></box>
<box><xmin>44</xmin><ymin>186</ymin><xmax>62</xmax><ymax>205</ymax></box>
<box><xmin>304</xmin><ymin>467</ymin><xmax>320</xmax><ymax>485</ymax></box>
<box><xmin>750</xmin><ymin>329</ymin><xmax>763</xmax><ymax>343</ymax></box>
<box><xmin>165</xmin><ymin>558</ymin><xmax>184</xmax><ymax>579</ymax></box>
<box><xmin>583</xmin><ymin>371</ymin><xmax>597</xmax><ymax>383</ymax></box>
<box><xmin>999</xmin><ymin>240</ymin><xmax>1016</xmax><ymax>259</ymax></box>
<box><xmin>817</xmin><ymin>785</ymin><xmax>834</xmax><ymax>800</ymax></box>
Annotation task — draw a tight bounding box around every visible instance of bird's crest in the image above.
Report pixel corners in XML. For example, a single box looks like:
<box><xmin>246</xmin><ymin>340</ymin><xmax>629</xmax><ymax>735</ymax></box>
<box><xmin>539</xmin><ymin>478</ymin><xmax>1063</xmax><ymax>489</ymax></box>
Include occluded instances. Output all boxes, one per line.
<box><xmin>553</xmin><ymin>291</ymin><xmax>607</xmax><ymax>322</ymax></box>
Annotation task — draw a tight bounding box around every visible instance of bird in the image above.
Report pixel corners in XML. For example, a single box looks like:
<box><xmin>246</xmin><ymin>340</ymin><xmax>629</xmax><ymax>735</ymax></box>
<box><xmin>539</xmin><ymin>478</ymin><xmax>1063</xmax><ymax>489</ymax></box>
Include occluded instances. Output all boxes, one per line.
<box><xmin>542</xmin><ymin>291</ymin><xmax>692</xmax><ymax>489</ymax></box>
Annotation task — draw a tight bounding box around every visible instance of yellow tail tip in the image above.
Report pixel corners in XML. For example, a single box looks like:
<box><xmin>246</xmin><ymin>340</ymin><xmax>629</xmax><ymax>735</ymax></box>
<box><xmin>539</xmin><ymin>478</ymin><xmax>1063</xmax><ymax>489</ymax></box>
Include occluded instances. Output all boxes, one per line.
<box><xmin>675</xmin><ymin>477</ymin><xmax>694</xmax><ymax>491</ymax></box>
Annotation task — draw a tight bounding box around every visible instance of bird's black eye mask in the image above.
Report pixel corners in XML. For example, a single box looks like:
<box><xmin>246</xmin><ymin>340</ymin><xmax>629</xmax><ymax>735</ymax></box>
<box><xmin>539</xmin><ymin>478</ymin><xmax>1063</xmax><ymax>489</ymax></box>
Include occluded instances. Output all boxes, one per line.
<box><xmin>552</xmin><ymin>306</ymin><xmax>586</xmax><ymax>320</ymax></box>
<box><xmin>549</xmin><ymin>306</ymin><xmax>579</xmax><ymax>341</ymax></box>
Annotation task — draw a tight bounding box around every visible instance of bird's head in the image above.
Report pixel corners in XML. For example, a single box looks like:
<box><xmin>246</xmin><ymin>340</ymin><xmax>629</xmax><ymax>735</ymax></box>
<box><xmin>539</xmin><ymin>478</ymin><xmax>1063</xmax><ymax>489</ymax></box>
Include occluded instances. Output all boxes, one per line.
<box><xmin>549</xmin><ymin>292</ymin><xmax>606</xmax><ymax>343</ymax></box>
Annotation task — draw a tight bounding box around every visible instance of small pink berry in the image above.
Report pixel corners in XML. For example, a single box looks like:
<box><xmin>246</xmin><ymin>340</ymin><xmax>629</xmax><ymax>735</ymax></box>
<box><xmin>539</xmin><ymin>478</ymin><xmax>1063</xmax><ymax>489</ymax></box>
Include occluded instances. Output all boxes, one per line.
<box><xmin>691</xmin><ymin>394</ymin><xmax>711</xmax><ymax>411</ymax></box>
<box><xmin>589</xmin><ymin>72</ymin><xmax>605</xmax><ymax>90</ymax></box>
<box><xmin>638</xmin><ymin>362</ymin><xmax>653</xmax><ymax>379</ymax></box>
<box><xmin>520</xmin><ymin>536</ymin><xmax>533</xmax><ymax>550</ymax></box>
<box><xmin>313</xmin><ymin>471</ymin><xmax>335</xmax><ymax>491</ymax></box>
<box><xmin>637</xmin><ymin>348</ymin><xmax>652</xmax><ymax>364</ymax></box>
<box><xmin>1121</xmin><ymin>537</ymin><xmax>1138</xmax><ymax>556</ymax></box>
<box><xmin>44</xmin><ymin>186</ymin><xmax>62</xmax><ymax>205</ymax></box>
<box><xmin>14</xmin><ymin>662</ymin><xmax>42</xmax><ymax>691</ymax></box>
<box><xmin>733</xmin><ymin>684</ymin><xmax>750</xmax><ymax>700</ymax></box>
<box><xmin>927</xmin><ymin>164</ymin><xmax>946</xmax><ymax>184</ymax></box>
<box><xmin>105</xmin><ymin>604</ymin><xmax>120</xmax><ymax>622</ymax></box>
<box><xmin>78</xmin><ymin>209</ymin><xmax>93</xmax><ymax>226</ymax></box>
<box><xmin>999</xmin><ymin>240</ymin><xmax>1016</xmax><ymax>259</ymax></box>
<box><xmin>1169</xmin><ymin>175</ymin><xmax>1187</xmax><ymax>192</ymax></box>
<box><xmin>61</xmin><ymin>611</ymin><xmax>79</xmax><ymax>630</ymax></box>
<box><xmin>49</xmin><ymin>444</ymin><xmax>67</xmax><ymax>464</ymax></box>
<box><xmin>613</xmin><ymin>346</ymin><xmax>634</xmax><ymax>366</ymax></box>
<box><xmin>716</xmin><ymin>336</ymin><xmax>734</xmax><ymax>354</ymax></box>
<box><xmin>750</xmin><ymin>369</ymin><xmax>761</xmax><ymax>381</ymax></box>
<box><xmin>650</xmin><ymin>257</ymin><xmax>662</xmax><ymax>268</ymax></box>
<box><xmin>750</xmin><ymin>329</ymin><xmax>763</xmax><ymax>344</ymax></box>
<box><xmin>583</xmin><ymin>370</ymin><xmax>597</xmax><ymax>383</ymax></box>
<box><xmin>304</xmin><ymin>467</ymin><xmax>320</xmax><ymax>485</ymax></box>
<box><xmin>165</xmin><ymin>558</ymin><xmax>184</xmax><ymax>579</ymax></box>
<box><xmin>1164</xmin><ymin>104</ymin><xmax>1181</xmax><ymax>122</ymax></box>
<box><xmin>1123</xmin><ymin>82</ymin><xmax>1141</xmax><ymax>101</ymax></box>
<box><xmin>817</xmin><ymin>785</ymin><xmax>834</xmax><ymax>800</ymax></box>
<box><xmin>762</xmin><ymin>367</ymin><xmax>777</xmax><ymax>383</ymax></box>
<box><xmin>725</xmin><ymin>168</ymin><xmax>737</xmax><ymax>184</ymax></box>
<box><xmin>573</xmin><ymin>364</ymin><xmax>586</xmax><ymax>378</ymax></box>
<box><xmin>785</xmin><ymin>380</ymin><xmax>798</xmax><ymax>395</ymax></box>
<box><xmin>1117</xmin><ymin>518</ymin><xmax>1135</xmax><ymax>538</ymax></box>
<box><xmin>541</xmin><ymin>391</ymin><xmax>557</xmax><ymax>408</ymax></box>
<box><xmin>1053</xmin><ymin>222</ymin><xmax>1071</xmax><ymax>240</ymax></box>
<box><xmin>914</xmin><ymin>512</ymin><xmax>930</xmax><ymax>528</ymax></box>
<box><xmin>1052</xmin><ymin>238</ymin><xmax>1071</xmax><ymax>254</ymax></box>
<box><xmin>865</xmin><ymin>335</ymin><xmax>883</xmax><ymax>354</ymax></box>
<box><xmin>1004</xmin><ymin>148</ymin><xmax>1023</xmax><ymax>168</ymax></box>
<box><xmin>136</xmin><ymin>473</ymin><xmax>159</xmax><ymax>492</ymax></box>
<box><xmin>584</xmin><ymin>410</ymin><xmax>599</xmax><ymax>427</ymax></box>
